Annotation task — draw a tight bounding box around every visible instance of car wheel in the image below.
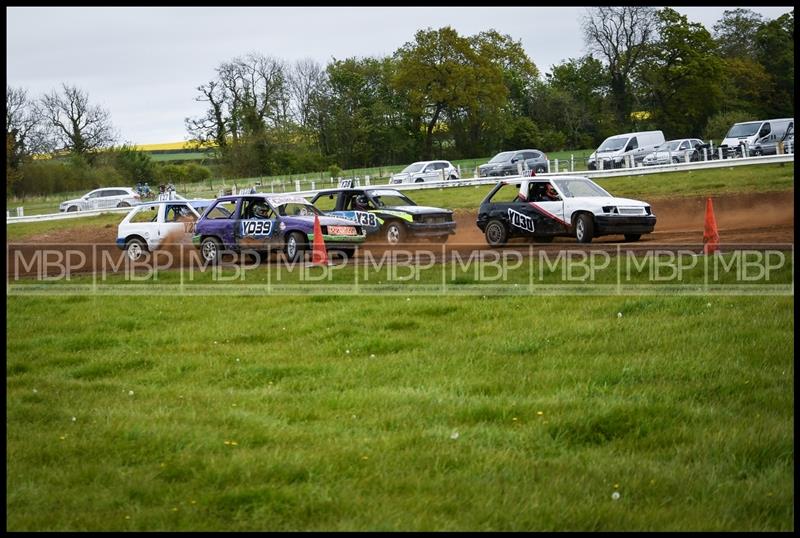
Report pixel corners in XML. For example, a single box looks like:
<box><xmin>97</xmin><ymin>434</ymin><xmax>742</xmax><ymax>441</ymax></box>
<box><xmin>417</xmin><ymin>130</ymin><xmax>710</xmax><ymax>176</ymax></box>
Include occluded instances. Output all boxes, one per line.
<box><xmin>117</xmin><ymin>201</ymin><xmax>130</xmax><ymax>208</ymax></box>
<box><xmin>385</xmin><ymin>222</ymin><xmax>406</xmax><ymax>245</ymax></box>
<box><xmin>484</xmin><ymin>219</ymin><xmax>508</xmax><ymax>247</ymax></box>
<box><xmin>67</xmin><ymin>206</ymin><xmax>78</xmax><ymax>212</ymax></box>
<box><xmin>535</xmin><ymin>165</ymin><xmax>546</xmax><ymax>174</ymax></box>
<box><xmin>574</xmin><ymin>214</ymin><xmax>594</xmax><ymax>244</ymax></box>
<box><xmin>125</xmin><ymin>238</ymin><xmax>147</xmax><ymax>261</ymax></box>
<box><xmin>449</xmin><ymin>174</ymin><xmax>458</xmax><ymax>181</ymax></box>
<box><xmin>200</xmin><ymin>236</ymin><xmax>222</xmax><ymax>264</ymax></box>
<box><xmin>284</xmin><ymin>231</ymin><xmax>306</xmax><ymax>263</ymax></box>
<box><xmin>533</xmin><ymin>236</ymin><xmax>554</xmax><ymax>243</ymax></box>
<box><xmin>414</xmin><ymin>178</ymin><xmax>424</xmax><ymax>183</ymax></box>
<box><xmin>672</xmin><ymin>157</ymin><xmax>681</xmax><ymax>164</ymax></box>
<box><xmin>624</xmin><ymin>234</ymin><xmax>641</xmax><ymax>242</ymax></box>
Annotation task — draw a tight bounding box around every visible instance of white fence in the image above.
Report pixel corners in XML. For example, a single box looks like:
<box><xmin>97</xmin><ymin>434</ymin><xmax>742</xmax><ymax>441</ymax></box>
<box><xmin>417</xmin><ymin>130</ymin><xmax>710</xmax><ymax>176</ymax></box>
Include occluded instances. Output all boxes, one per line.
<box><xmin>6</xmin><ymin>153</ymin><xmax>794</xmax><ymax>224</ymax></box>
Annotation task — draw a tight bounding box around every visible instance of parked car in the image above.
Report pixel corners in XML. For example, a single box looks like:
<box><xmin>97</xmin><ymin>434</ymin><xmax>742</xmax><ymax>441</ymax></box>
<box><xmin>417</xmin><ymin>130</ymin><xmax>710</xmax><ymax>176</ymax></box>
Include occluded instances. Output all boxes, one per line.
<box><xmin>476</xmin><ymin>176</ymin><xmax>656</xmax><ymax>245</ymax></box>
<box><xmin>752</xmin><ymin>122</ymin><xmax>794</xmax><ymax>156</ymax></box>
<box><xmin>309</xmin><ymin>187</ymin><xmax>456</xmax><ymax>244</ymax></box>
<box><xmin>721</xmin><ymin>117</ymin><xmax>793</xmax><ymax>157</ymax></box>
<box><xmin>60</xmin><ymin>187</ymin><xmax>141</xmax><ymax>212</ymax></box>
<box><xmin>389</xmin><ymin>160</ymin><xmax>459</xmax><ymax>184</ymax></box>
<box><xmin>642</xmin><ymin>138</ymin><xmax>705</xmax><ymax>166</ymax></box>
<box><xmin>116</xmin><ymin>199</ymin><xmax>213</xmax><ymax>261</ymax></box>
<box><xmin>193</xmin><ymin>194</ymin><xmax>367</xmax><ymax>263</ymax></box>
<box><xmin>478</xmin><ymin>149</ymin><xmax>549</xmax><ymax>177</ymax></box>
<box><xmin>587</xmin><ymin>131</ymin><xmax>665</xmax><ymax>170</ymax></box>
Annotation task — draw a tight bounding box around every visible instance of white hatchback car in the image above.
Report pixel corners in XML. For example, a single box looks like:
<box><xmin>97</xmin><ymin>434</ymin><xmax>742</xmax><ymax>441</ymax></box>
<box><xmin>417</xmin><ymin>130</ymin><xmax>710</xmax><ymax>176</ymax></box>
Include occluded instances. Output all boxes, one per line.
<box><xmin>116</xmin><ymin>199</ymin><xmax>213</xmax><ymax>261</ymax></box>
<box><xmin>60</xmin><ymin>187</ymin><xmax>140</xmax><ymax>212</ymax></box>
<box><xmin>389</xmin><ymin>160</ymin><xmax>459</xmax><ymax>184</ymax></box>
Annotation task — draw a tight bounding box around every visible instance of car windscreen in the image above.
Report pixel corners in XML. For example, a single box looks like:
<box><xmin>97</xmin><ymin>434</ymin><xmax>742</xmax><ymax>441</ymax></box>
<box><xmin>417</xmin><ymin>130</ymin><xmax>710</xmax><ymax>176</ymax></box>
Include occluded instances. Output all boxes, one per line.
<box><xmin>553</xmin><ymin>179</ymin><xmax>610</xmax><ymax>198</ymax></box>
<box><xmin>276</xmin><ymin>202</ymin><xmax>321</xmax><ymax>217</ymax></box>
<box><xmin>488</xmin><ymin>152</ymin><xmax>514</xmax><ymax>163</ymax></box>
<box><xmin>401</xmin><ymin>163</ymin><xmax>425</xmax><ymax>173</ymax></box>
<box><xmin>657</xmin><ymin>140</ymin><xmax>682</xmax><ymax>151</ymax></box>
<box><xmin>726</xmin><ymin>122</ymin><xmax>761</xmax><ymax>138</ymax></box>
<box><xmin>598</xmin><ymin>137</ymin><xmax>627</xmax><ymax>152</ymax></box>
<box><xmin>369</xmin><ymin>193</ymin><xmax>415</xmax><ymax>207</ymax></box>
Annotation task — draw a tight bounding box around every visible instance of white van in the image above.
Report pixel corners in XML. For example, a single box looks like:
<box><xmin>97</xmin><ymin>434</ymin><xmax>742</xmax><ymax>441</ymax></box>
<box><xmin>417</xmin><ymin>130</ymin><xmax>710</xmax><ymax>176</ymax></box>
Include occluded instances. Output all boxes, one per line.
<box><xmin>720</xmin><ymin>118</ymin><xmax>793</xmax><ymax>157</ymax></box>
<box><xmin>587</xmin><ymin>130</ymin><xmax>665</xmax><ymax>170</ymax></box>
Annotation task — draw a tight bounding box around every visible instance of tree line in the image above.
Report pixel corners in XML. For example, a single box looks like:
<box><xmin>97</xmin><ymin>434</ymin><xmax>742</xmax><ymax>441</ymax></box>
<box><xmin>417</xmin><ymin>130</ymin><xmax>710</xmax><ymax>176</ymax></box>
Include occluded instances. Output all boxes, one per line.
<box><xmin>6</xmin><ymin>7</ymin><xmax>794</xmax><ymax>197</ymax></box>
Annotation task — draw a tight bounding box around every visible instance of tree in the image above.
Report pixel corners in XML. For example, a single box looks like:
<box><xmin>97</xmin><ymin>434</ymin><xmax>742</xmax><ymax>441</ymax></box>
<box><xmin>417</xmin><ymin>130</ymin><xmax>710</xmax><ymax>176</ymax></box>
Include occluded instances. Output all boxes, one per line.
<box><xmin>38</xmin><ymin>84</ymin><xmax>117</xmax><ymax>162</ymax></box>
<box><xmin>582</xmin><ymin>6</ymin><xmax>657</xmax><ymax>128</ymax></box>
<box><xmin>713</xmin><ymin>8</ymin><xmax>764</xmax><ymax>59</ymax></box>
<box><xmin>6</xmin><ymin>86</ymin><xmax>49</xmax><ymax>163</ymax></box>
<box><xmin>393</xmin><ymin>27</ymin><xmax>506</xmax><ymax>159</ymax></box>
<box><xmin>638</xmin><ymin>8</ymin><xmax>723</xmax><ymax>138</ymax></box>
<box><xmin>754</xmin><ymin>11</ymin><xmax>794</xmax><ymax>118</ymax></box>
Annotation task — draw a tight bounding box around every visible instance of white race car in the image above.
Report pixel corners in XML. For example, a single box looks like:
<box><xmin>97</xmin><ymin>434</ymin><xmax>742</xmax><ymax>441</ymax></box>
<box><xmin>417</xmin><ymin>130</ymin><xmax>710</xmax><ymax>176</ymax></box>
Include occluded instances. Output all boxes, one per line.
<box><xmin>116</xmin><ymin>199</ymin><xmax>213</xmax><ymax>260</ymax></box>
<box><xmin>476</xmin><ymin>176</ymin><xmax>656</xmax><ymax>245</ymax></box>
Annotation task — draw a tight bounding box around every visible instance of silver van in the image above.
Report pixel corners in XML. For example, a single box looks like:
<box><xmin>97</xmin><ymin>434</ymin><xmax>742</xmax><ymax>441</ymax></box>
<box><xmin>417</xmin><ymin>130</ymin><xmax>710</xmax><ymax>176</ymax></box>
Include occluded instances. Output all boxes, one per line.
<box><xmin>587</xmin><ymin>130</ymin><xmax>665</xmax><ymax>170</ymax></box>
<box><xmin>720</xmin><ymin>118</ymin><xmax>793</xmax><ymax>157</ymax></box>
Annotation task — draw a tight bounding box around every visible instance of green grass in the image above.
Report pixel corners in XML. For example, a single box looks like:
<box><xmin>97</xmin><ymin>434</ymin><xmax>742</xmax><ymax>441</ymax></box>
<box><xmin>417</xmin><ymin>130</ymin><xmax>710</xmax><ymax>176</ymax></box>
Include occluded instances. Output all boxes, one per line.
<box><xmin>6</xmin><ymin>213</ymin><xmax>122</xmax><ymax>242</ymax></box>
<box><xmin>6</xmin><ymin>292</ymin><xmax>794</xmax><ymax>531</ymax></box>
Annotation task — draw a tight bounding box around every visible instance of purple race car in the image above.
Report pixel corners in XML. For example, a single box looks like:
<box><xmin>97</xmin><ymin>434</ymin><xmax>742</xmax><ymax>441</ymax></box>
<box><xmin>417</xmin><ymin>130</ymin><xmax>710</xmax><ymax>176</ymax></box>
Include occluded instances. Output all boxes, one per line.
<box><xmin>192</xmin><ymin>194</ymin><xmax>367</xmax><ymax>263</ymax></box>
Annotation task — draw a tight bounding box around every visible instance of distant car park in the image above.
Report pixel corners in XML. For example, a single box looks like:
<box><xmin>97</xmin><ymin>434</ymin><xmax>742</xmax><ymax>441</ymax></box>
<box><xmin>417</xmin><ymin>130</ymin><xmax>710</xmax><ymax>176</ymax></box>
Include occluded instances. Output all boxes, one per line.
<box><xmin>478</xmin><ymin>149</ymin><xmax>549</xmax><ymax>177</ymax></box>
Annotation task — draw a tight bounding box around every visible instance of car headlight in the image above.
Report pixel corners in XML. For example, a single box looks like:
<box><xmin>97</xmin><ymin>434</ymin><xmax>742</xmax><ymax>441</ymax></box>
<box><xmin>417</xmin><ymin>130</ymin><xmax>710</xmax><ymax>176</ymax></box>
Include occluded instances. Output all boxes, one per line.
<box><xmin>645</xmin><ymin>206</ymin><xmax>652</xmax><ymax>215</ymax></box>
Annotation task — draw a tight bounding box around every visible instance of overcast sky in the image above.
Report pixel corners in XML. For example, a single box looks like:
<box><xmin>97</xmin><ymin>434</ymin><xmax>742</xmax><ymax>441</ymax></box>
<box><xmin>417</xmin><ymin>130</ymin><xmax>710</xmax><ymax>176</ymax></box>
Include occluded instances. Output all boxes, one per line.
<box><xmin>6</xmin><ymin>6</ymin><xmax>794</xmax><ymax>145</ymax></box>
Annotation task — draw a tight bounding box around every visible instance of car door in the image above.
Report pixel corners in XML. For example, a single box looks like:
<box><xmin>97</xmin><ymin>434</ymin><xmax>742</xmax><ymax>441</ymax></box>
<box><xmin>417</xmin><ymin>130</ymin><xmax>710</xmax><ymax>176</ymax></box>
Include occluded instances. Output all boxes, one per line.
<box><xmin>327</xmin><ymin>190</ymin><xmax>379</xmax><ymax>232</ymax></box>
<box><xmin>201</xmin><ymin>199</ymin><xmax>240</xmax><ymax>249</ymax></box>
<box><xmin>237</xmin><ymin>197</ymin><xmax>278</xmax><ymax>251</ymax></box>
<box><xmin>524</xmin><ymin>182</ymin><xmax>567</xmax><ymax>233</ymax></box>
<box><xmin>422</xmin><ymin>163</ymin><xmax>438</xmax><ymax>182</ymax></box>
<box><xmin>84</xmin><ymin>190</ymin><xmax>102</xmax><ymax>210</ymax></box>
<box><xmin>159</xmin><ymin>203</ymin><xmax>197</xmax><ymax>247</ymax></box>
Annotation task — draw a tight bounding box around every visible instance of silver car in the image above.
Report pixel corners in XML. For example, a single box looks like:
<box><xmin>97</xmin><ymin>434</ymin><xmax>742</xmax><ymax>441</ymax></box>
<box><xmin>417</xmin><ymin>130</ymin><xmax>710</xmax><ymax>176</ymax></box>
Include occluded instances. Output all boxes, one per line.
<box><xmin>389</xmin><ymin>160</ymin><xmax>459</xmax><ymax>184</ymax></box>
<box><xmin>59</xmin><ymin>187</ymin><xmax>141</xmax><ymax>212</ymax></box>
<box><xmin>642</xmin><ymin>139</ymin><xmax>704</xmax><ymax>166</ymax></box>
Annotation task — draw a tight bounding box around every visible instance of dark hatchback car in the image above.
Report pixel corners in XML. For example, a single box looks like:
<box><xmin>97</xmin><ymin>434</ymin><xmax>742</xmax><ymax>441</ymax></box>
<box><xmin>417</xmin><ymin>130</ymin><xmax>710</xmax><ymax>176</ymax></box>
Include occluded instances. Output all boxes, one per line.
<box><xmin>309</xmin><ymin>188</ymin><xmax>456</xmax><ymax>244</ymax></box>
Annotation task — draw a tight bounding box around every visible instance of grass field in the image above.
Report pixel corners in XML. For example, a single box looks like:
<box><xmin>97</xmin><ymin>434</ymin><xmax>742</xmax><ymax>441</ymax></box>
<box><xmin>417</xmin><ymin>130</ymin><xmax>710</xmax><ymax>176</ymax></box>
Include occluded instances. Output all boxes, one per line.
<box><xmin>5</xmin><ymin>291</ymin><xmax>794</xmax><ymax>531</ymax></box>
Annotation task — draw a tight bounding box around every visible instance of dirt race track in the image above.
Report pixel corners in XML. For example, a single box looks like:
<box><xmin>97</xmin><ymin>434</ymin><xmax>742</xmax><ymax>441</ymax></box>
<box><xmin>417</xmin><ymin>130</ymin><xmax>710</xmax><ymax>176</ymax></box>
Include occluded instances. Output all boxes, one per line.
<box><xmin>6</xmin><ymin>190</ymin><xmax>794</xmax><ymax>277</ymax></box>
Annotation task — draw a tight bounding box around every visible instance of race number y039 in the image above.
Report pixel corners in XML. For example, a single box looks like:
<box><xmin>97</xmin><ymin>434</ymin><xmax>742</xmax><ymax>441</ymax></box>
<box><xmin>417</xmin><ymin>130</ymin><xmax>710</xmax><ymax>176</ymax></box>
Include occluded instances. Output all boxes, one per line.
<box><xmin>241</xmin><ymin>220</ymin><xmax>273</xmax><ymax>236</ymax></box>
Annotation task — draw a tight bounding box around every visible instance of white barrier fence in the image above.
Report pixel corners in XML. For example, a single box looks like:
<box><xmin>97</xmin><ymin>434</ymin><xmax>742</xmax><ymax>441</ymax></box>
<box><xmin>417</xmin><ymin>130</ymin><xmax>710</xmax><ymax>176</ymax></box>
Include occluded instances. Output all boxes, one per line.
<box><xmin>6</xmin><ymin>153</ymin><xmax>794</xmax><ymax>224</ymax></box>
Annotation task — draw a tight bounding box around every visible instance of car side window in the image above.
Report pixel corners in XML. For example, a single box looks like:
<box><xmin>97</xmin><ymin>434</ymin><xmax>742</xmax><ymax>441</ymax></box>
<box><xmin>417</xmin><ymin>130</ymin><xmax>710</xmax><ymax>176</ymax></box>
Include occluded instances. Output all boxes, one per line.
<box><xmin>512</xmin><ymin>153</ymin><xmax>524</xmax><ymax>162</ymax></box>
<box><xmin>314</xmin><ymin>193</ymin><xmax>338</xmax><ymax>212</ymax></box>
<box><xmin>679</xmin><ymin>141</ymin><xmax>689</xmax><ymax>150</ymax></box>
<box><xmin>626</xmin><ymin>138</ymin><xmax>638</xmax><ymax>151</ymax></box>
<box><xmin>130</xmin><ymin>206</ymin><xmax>158</xmax><ymax>223</ymax></box>
<box><xmin>206</xmin><ymin>200</ymin><xmax>237</xmax><ymax>219</ymax></box>
<box><xmin>87</xmin><ymin>191</ymin><xmax>102</xmax><ymax>199</ymax></box>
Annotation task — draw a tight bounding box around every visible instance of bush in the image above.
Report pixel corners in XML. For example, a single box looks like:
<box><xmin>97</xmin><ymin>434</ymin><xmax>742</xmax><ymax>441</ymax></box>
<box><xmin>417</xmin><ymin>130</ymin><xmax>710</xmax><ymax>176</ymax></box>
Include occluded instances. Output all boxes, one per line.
<box><xmin>328</xmin><ymin>164</ymin><xmax>343</xmax><ymax>178</ymax></box>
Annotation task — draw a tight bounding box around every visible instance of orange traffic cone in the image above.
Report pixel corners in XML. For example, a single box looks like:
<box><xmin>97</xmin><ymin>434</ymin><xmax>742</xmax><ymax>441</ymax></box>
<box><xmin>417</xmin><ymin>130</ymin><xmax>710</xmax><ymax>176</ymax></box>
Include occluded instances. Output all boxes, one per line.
<box><xmin>311</xmin><ymin>213</ymin><xmax>329</xmax><ymax>265</ymax></box>
<box><xmin>703</xmin><ymin>197</ymin><xmax>719</xmax><ymax>255</ymax></box>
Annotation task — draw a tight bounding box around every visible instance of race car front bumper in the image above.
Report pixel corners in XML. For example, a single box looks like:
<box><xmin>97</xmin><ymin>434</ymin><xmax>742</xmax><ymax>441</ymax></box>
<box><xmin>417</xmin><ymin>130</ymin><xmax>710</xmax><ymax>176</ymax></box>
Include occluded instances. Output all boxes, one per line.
<box><xmin>594</xmin><ymin>215</ymin><xmax>657</xmax><ymax>235</ymax></box>
<box><xmin>406</xmin><ymin>221</ymin><xmax>457</xmax><ymax>238</ymax></box>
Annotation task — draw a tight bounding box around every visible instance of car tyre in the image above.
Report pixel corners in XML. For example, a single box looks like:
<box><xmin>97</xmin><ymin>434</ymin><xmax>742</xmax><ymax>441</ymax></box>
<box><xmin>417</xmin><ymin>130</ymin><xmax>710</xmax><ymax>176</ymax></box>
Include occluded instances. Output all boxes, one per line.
<box><xmin>449</xmin><ymin>174</ymin><xmax>458</xmax><ymax>181</ymax></box>
<box><xmin>200</xmin><ymin>236</ymin><xmax>222</xmax><ymax>265</ymax></box>
<box><xmin>284</xmin><ymin>231</ymin><xmax>306</xmax><ymax>263</ymax></box>
<box><xmin>67</xmin><ymin>206</ymin><xmax>78</xmax><ymax>212</ymax></box>
<box><xmin>624</xmin><ymin>234</ymin><xmax>641</xmax><ymax>242</ymax></box>
<box><xmin>385</xmin><ymin>221</ymin><xmax>406</xmax><ymax>245</ymax></box>
<box><xmin>484</xmin><ymin>219</ymin><xmax>508</xmax><ymax>247</ymax></box>
<box><xmin>414</xmin><ymin>178</ymin><xmax>424</xmax><ymax>183</ymax></box>
<box><xmin>672</xmin><ymin>157</ymin><xmax>681</xmax><ymax>164</ymax></box>
<box><xmin>117</xmin><ymin>201</ymin><xmax>131</xmax><ymax>208</ymax></box>
<box><xmin>125</xmin><ymin>238</ymin><xmax>147</xmax><ymax>261</ymax></box>
<box><xmin>574</xmin><ymin>214</ymin><xmax>594</xmax><ymax>244</ymax></box>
